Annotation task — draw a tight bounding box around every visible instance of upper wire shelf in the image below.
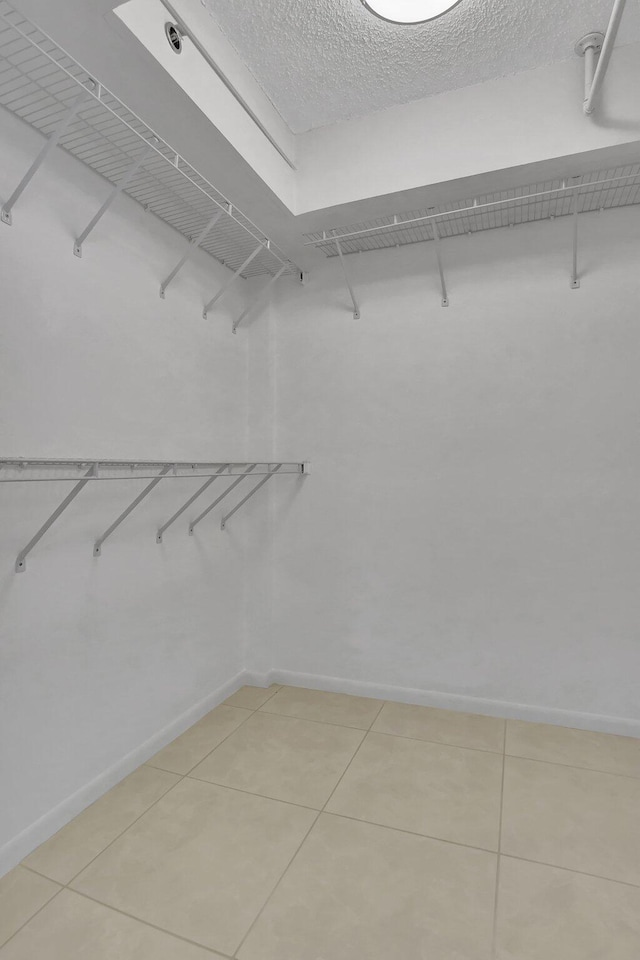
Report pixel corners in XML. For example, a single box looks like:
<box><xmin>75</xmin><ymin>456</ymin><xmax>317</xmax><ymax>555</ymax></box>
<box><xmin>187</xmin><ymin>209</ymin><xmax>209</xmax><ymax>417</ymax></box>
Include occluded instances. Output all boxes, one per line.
<box><xmin>305</xmin><ymin>166</ymin><xmax>640</xmax><ymax>256</ymax></box>
<box><xmin>0</xmin><ymin>0</ymin><xmax>298</xmax><ymax>279</ymax></box>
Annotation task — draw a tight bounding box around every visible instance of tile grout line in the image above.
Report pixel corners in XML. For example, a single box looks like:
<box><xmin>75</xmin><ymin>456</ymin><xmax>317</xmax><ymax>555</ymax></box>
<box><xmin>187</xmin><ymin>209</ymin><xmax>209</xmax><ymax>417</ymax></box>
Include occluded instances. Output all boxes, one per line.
<box><xmin>258</xmin><ymin>704</ymin><xmax>377</xmax><ymax>731</ymax></box>
<box><xmin>502</xmin><ymin>750</ymin><xmax>640</xmax><ymax>781</ymax></box>
<box><xmin>491</xmin><ymin>720</ymin><xmax>507</xmax><ymax>959</ymax></box>
<box><xmin>233</xmin><ymin>685</ymin><xmax>283</xmax><ymax>711</ymax></box>
<box><xmin>172</xmin><ymin>700</ymin><xmax>264</xmax><ymax>777</ymax></box>
<box><xmin>0</xmin><ymin>884</ymin><xmax>64</xmax><ymax>953</ymax></box>
<box><xmin>60</xmin><ymin>703</ymin><xmax>262</xmax><ymax>888</ymax></box>
<box><xmin>495</xmin><ymin>852</ymin><xmax>640</xmax><ymax>890</ymax></box>
<box><xmin>20</xmin><ymin>692</ymin><xmax>266</xmax><ymax>892</ymax></box>
<box><xmin>14</xmin><ymin>692</ymin><xmax>640</xmax><ymax>956</ymax></box>
<box><xmin>12</xmin><ymin>687</ymin><xmax>354</xmax><ymax>956</ymax></box>
<box><xmin>185</xmin><ymin>774</ymin><xmax>322</xmax><ymax>812</ymax></box>
<box><xmin>11</xmin><ymin>689</ymin><xmax>352</xmax><ymax>958</ymax></box>
<box><xmin>67</xmin><ymin>888</ymin><xmax>233</xmax><ymax>958</ymax></box>
<box><xmin>23</xmin><ymin>838</ymin><xmax>640</xmax><ymax>896</ymax></box>
<box><xmin>147</xmin><ymin>710</ymin><xmax>639</xmax><ymax>780</ymax></box>
<box><xmin>13</xmin><ymin>864</ymin><xmax>234</xmax><ymax>958</ymax></box>
<box><xmin>321</xmin><ymin>699</ymin><xmax>386</xmax><ymax>813</ymax></box>
<box><xmin>369</xmin><ymin>727</ymin><xmax>504</xmax><ymax>756</ymax></box>
<box><xmin>230</xmin><ymin>811</ymin><xmax>321</xmax><ymax>959</ymax></box>
<box><xmin>230</xmin><ymin>700</ymin><xmax>387</xmax><ymax>958</ymax></box>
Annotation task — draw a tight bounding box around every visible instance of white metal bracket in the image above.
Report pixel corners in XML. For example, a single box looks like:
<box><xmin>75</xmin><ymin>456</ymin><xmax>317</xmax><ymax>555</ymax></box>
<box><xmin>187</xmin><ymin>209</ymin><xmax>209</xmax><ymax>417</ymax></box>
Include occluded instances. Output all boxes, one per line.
<box><xmin>15</xmin><ymin>464</ymin><xmax>96</xmax><ymax>572</ymax></box>
<box><xmin>160</xmin><ymin>208</ymin><xmax>225</xmax><ymax>298</ymax></box>
<box><xmin>2</xmin><ymin>86</ymin><xmax>92</xmax><ymax>226</ymax></box>
<box><xmin>221</xmin><ymin>464</ymin><xmax>282</xmax><ymax>530</ymax></box>
<box><xmin>93</xmin><ymin>465</ymin><xmax>170</xmax><ymax>556</ymax></box>
<box><xmin>334</xmin><ymin>236</ymin><xmax>360</xmax><ymax>319</ymax></box>
<box><xmin>189</xmin><ymin>464</ymin><xmax>257</xmax><ymax>534</ymax></box>
<box><xmin>203</xmin><ymin>244</ymin><xmax>263</xmax><ymax>319</ymax></box>
<box><xmin>575</xmin><ymin>0</ymin><xmax>626</xmax><ymax>117</ymax></box>
<box><xmin>431</xmin><ymin>218</ymin><xmax>449</xmax><ymax>307</ymax></box>
<box><xmin>575</xmin><ymin>32</ymin><xmax>605</xmax><ymax>112</ymax></box>
<box><xmin>156</xmin><ymin>464</ymin><xmax>229</xmax><ymax>542</ymax></box>
<box><xmin>74</xmin><ymin>139</ymin><xmax>157</xmax><ymax>257</ymax></box>
<box><xmin>233</xmin><ymin>265</ymin><xmax>287</xmax><ymax>334</ymax></box>
<box><xmin>570</xmin><ymin>183</ymin><xmax>581</xmax><ymax>289</ymax></box>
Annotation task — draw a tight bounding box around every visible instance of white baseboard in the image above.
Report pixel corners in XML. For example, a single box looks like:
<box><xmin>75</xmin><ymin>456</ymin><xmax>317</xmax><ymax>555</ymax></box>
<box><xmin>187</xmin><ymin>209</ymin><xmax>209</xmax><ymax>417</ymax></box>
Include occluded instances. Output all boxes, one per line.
<box><xmin>268</xmin><ymin>669</ymin><xmax>640</xmax><ymax>739</ymax></box>
<box><xmin>4</xmin><ymin>666</ymin><xmax>638</xmax><ymax>879</ymax></box>
<box><xmin>0</xmin><ymin>669</ymin><xmax>251</xmax><ymax>878</ymax></box>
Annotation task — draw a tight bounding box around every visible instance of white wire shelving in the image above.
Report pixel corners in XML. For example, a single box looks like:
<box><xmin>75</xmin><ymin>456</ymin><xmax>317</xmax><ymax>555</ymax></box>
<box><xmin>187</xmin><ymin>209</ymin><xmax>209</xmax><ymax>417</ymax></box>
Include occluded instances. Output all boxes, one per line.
<box><xmin>305</xmin><ymin>166</ymin><xmax>640</xmax><ymax>313</ymax></box>
<box><xmin>2</xmin><ymin>459</ymin><xmax>308</xmax><ymax>572</ymax></box>
<box><xmin>0</xmin><ymin>0</ymin><xmax>300</xmax><ymax>292</ymax></box>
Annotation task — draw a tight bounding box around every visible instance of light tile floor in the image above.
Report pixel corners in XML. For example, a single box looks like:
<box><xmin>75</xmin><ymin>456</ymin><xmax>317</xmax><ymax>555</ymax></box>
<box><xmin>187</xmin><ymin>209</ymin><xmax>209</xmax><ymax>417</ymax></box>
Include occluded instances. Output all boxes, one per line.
<box><xmin>2</xmin><ymin>684</ymin><xmax>640</xmax><ymax>959</ymax></box>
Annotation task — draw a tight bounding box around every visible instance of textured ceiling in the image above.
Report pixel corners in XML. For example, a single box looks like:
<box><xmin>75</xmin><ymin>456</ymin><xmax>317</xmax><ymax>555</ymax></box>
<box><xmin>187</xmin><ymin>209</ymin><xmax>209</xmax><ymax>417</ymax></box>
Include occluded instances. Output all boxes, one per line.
<box><xmin>202</xmin><ymin>0</ymin><xmax>640</xmax><ymax>133</ymax></box>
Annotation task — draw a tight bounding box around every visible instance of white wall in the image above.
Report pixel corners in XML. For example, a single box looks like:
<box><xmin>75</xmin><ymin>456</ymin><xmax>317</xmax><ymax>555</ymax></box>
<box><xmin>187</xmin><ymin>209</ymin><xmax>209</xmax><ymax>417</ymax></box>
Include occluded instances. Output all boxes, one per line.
<box><xmin>0</xmin><ymin>107</ymin><xmax>260</xmax><ymax>872</ymax></box>
<box><xmin>115</xmin><ymin>0</ymin><xmax>296</xmax><ymax>210</ymax></box>
<box><xmin>2</xmin><ymin>82</ymin><xmax>640</xmax><ymax>882</ymax></box>
<box><xmin>268</xmin><ymin>204</ymin><xmax>640</xmax><ymax>734</ymax></box>
<box><xmin>296</xmin><ymin>44</ymin><xmax>640</xmax><ymax>214</ymax></box>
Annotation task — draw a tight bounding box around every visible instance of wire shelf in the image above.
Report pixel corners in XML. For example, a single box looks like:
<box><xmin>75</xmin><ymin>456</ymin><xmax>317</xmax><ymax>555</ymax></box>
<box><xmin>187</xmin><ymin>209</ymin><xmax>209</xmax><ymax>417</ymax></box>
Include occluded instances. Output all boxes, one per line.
<box><xmin>2</xmin><ymin>459</ymin><xmax>308</xmax><ymax>571</ymax></box>
<box><xmin>0</xmin><ymin>0</ymin><xmax>298</xmax><ymax>279</ymax></box>
<box><xmin>305</xmin><ymin>166</ymin><xmax>640</xmax><ymax>256</ymax></box>
<box><xmin>0</xmin><ymin>459</ymin><xmax>304</xmax><ymax>482</ymax></box>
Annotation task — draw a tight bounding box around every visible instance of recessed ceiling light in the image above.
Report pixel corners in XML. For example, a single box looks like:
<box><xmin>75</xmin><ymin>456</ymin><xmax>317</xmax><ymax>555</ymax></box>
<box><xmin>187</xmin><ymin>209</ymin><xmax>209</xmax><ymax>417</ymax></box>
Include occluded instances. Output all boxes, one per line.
<box><xmin>360</xmin><ymin>0</ymin><xmax>462</xmax><ymax>24</ymax></box>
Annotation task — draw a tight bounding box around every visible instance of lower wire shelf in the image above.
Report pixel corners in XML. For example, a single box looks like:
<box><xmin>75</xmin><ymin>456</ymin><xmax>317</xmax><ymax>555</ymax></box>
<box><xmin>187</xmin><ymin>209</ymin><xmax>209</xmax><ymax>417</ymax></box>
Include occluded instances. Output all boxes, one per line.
<box><xmin>1</xmin><ymin>459</ymin><xmax>308</xmax><ymax>572</ymax></box>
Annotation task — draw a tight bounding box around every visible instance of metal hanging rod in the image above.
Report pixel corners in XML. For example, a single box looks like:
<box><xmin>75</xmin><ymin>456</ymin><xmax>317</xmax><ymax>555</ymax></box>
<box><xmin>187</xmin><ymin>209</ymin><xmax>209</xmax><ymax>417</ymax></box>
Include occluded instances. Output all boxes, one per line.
<box><xmin>0</xmin><ymin>1</ymin><xmax>299</xmax><ymax>280</ymax></box>
<box><xmin>159</xmin><ymin>0</ymin><xmax>296</xmax><ymax>171</ymax></box>
<box><xmin>0</xmin><ymin>459</ymin><xmax>305</xmax><ymax>482</ymax></box>
<box><xmin>576</xmin><ymin>0</ymin><xmax>628</xmax><ymax>115</ymax></box>
<box><xmin>6</xmin><ymin>459</ymin><xmax>308</xmax><ymax>571</ymax></box>
<box><xmin>305</xmin><ymin>172</ymin><xmax>640</xmax><ymax>247</ymax></box>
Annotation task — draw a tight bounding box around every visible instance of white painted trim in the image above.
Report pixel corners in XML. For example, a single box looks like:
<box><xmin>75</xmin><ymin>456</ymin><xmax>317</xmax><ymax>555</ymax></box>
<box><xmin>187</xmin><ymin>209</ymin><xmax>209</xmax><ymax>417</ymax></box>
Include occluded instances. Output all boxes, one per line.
<box><xmin>268</xmin><ymin>670</ymin><xmax>640</xmax><ymax>739</ymax></box>
<box><xmin>0</xmin><ymin>669</ymin><xmax>252</xmax><ymax>878</ymax></box>
<box><xmin>4</xmin><ymin>665</ymin><xmax>638</xmax><ymax>879</ymax></box>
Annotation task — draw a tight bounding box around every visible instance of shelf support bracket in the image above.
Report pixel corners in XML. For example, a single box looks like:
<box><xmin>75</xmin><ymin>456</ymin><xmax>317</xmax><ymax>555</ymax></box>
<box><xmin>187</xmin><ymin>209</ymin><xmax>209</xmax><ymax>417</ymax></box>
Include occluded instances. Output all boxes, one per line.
<box><xmin>74</xmin><ymin>140</ymin><xmax>156</xmax><ymax>257</ymax></box>
<box><xmin>160</xmin><ymin>208</ymin><xmax>225</xmax><ymax>298</ymax></box>
<box><xmin>2</xmin><ymin>86</ymin><xmax>92</xmax><ymax>226</ymax></box>
<box><xmin>571</xmin><ymin>186</ymin><xmax>581</xmax><ymax>289</ymax></box>
<box><xmin>431</xmin><ymin>219</ymin><xmax>449</xmax><ymax>307</ymax></box>
<box><xmin>221</xmin><ymin>464</ymin><xmax>282</xmax><ymax>530</ymax></box>
<box><xmin>94</xmin><ymin>464</ymin><xmax>170</xmax><ymax>556</ymax></box>
<box><xmin>156</xmin><ymin>464</ymin><xmax>229</xmax><ymax>542</ymax></box>
<box><xmin>189</xmin><ymin>464</ymin><xmax>257</xmax><ymax>534</ymax></box>
<box><xmin>334</xmin><ymin>236</ymin><xmax>360</xmax><ymax>319</ymax></box>
<box><xmin>233</xmin><ymin>265</ymin><xmax>287</xmax><ymax>334</ymax></box>
<box><xmin>15</xmin><ymin>464</ymin><xmax>96</xmax><ymax>572</ymax></box>
<box><xmin>203</xmin><ymin>244</ymin><xmax>263</xmax><ymax>319</ymax></box>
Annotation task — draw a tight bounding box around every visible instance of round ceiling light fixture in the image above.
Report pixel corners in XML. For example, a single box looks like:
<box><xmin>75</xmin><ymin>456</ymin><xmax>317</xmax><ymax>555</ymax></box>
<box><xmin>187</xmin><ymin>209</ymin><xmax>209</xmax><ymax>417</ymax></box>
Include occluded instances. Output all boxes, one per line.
<box><xmin>360</xmin><ymin>0</ymin><xmax>462</xmax><ymax>24</ymax></box>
